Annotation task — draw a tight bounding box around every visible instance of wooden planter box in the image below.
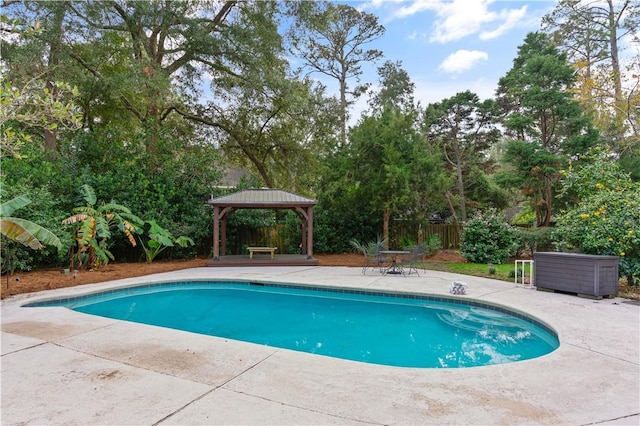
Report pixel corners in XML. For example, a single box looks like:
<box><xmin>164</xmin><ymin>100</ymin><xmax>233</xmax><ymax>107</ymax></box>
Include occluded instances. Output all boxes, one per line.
<box><xmin>534</xmin><ymin>252</ymin><xmax>619</xmax><ymax>299</ymax></box>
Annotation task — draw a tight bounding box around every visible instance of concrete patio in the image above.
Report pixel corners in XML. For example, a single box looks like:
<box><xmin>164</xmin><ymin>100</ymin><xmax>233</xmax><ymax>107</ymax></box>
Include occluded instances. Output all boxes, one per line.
<box><xmin>2</xmin><ymin>266</ymin><xmax>639</xmax><ymax>425</ymax></box>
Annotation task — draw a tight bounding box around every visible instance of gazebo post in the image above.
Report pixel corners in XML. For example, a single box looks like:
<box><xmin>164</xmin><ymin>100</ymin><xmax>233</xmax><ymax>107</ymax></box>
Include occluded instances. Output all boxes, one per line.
<box><xmin>306</xmin><ymin>206</ymin><xmax>314</xmax><ymax>258</ymax></box>
<box><xmin>301</xmin><ymin>221</ymin><xmax>307</xmax><ymax>254</ymax></box>
<box><xmin>213</xmin><ymin>206</ymin><xmax>220</xmax><ymax>260</ymax></box>
<box><xmin>221</xmin><ymin>216</ymin><xmax>227</xmax><ymax>256</ymax></box>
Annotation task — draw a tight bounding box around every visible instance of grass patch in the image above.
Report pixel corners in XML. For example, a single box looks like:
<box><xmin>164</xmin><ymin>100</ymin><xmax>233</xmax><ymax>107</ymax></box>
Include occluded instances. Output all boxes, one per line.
<box><xmin>420</xmin><ymin>260</ymin><xmax>639</xmax><ymax>301</ymax></box>
<box><xmin>421</xmin><ymin>262</ymin><xmax>518</xmax><ymax>282</ymax></box>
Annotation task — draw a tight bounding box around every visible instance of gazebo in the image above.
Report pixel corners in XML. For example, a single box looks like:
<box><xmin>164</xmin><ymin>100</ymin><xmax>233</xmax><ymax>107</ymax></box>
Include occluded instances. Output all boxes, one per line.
<box><xmin>208</xmin><ymin>188</ymin><xmax>317</xmax><ymax>262</ymax></box>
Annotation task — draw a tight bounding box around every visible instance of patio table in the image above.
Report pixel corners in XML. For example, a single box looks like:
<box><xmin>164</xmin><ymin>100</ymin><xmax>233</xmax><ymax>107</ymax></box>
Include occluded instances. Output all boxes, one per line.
<box><xmin>379</xmin><ymin>250</ymin><xmax>409</xmax><ymax>275</ymax></box>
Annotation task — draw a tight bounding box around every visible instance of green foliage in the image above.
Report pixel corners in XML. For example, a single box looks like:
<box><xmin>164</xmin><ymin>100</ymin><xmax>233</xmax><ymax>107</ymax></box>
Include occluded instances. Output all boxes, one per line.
<box><xmin>461</xmin><ymin>209</ymin><xmax>518</xmax><ymax>264</ymax></box>
<box><xmin>62</xmin><ymin>184</ymin><xmax>143</xmax><ymax>269</ymax></box>
<box><xmin>0</xmin><ymin>191</ymin><xmax>63</xmax><ymax>274</ymax></box>
<box><xmin>0</xmin><ymin>195</ymin><xmax>62</xmax><ymax>251</ymax></box>
<box><xmin>423</xmin><ymin>234</ymin><xmax>441</xmax><ymax>257</ymax></box>
<box><xmin>514</xmin><ymin>227</ymin><xmax>555</xmax><ymax>257</ymax></box>
<box><xmin>496</xmin><ymin>31</ymin><xmax>599</xmax><ymax>227</ymax></box>
<box><xmin>349</xmin><ymin>235</ymin><xmax>385</xmax><ymax>255</ymax></box>
<box><xmin>138</xmin><ymin>220</ymin><xmax>195</xmax><ymax>263</ymax></box>
<box><xmin>0</xmin><ymin>79</ymin><xmax>81</xmax><ymax>158</ymax></box>
<box><xmin>423</xmin><ymin>91</ymin><xmax>501</xmax><ymax>221</ymax></box>
<box><xmin>558</xmin><ymin>147</ymin><xmax>634</xmax><ymax>201</ymax></box>
<box><xmin>554</xmin><ymin>151</ymin><xmax>639</xmax><ymax>284</ymax></box>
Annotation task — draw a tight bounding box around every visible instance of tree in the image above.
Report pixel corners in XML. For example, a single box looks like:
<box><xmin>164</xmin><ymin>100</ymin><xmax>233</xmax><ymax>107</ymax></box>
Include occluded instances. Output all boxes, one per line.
<box><xmin>496</xmin><ymin>32</ymin><xmax>599</xmax><ymax>227</ymax></box>
<box><xmin>542</xmin><ymin>0</ymin><xmax>640</xmax><ymax>155</ymax></box>
<box><xmin>423</xmin><ymin>91</ymin><xmax>501</xmax><ymax>222</ymax></box>
<box><xmin>0</xmin><ymin>79</ymin><xmax>81</xmax><ymax>158</ymax></box>
<box><xmin>369</xmin><ymin>60</ymin><xmax>415</xmax><ymax>113</ymax></box>
<box><xmin>0</xmin><ymin>1</ymin><xmax>79</xmax><ymax>157</ymax></box>
<box><xmin>2</xmin><ymin>1</ymin><xmax>286</xmax><ymax>155</ymax></box>
<box><xmin>188</xmin><ymin>63</ymin><xmax>340</xmax><ymax>190</ymax></box>
<box><xmin>348</xmin><ymin>107</ymin><xmax>426</xmax><ymax>247</ymax></box>
<box><xmin>292</xmin><ymin>3</ymin><xmax>385</xmax><ymax>146</ymax></box>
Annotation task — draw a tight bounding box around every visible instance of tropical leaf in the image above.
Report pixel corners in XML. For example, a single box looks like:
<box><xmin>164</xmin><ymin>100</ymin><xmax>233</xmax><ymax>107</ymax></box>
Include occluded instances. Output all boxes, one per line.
<box><xmin>0</xmin><ymin>195</ymin><xmax>32</xmax><ymax>217</ymax></box>
<box><xmin>63</xmin><ymin>184</ymin><xmax>143</xmax><ymax>269</ymax></box>
<box><xmin>77</xmin><ymin>217</ymin><xmax>96</xmax><ymax>245</ymax></box>
<box><xmin>79</xmin><ymin>184</ymin><xmax>97</xmax><ymax>206</ymax></box>
<box><xmin>153</xmin><ymin>233</ymin><xmax>174</xmax><ymax>247</ymax></box>
<box><xmin>175</xmin><ymin>236</ymin><xmax>195</xmax><ymax>248</ymax></box>
<box><xmin>121</xmin><ymin>220</ymin><xmax>138</xmax><ymax>246</ymax></box>
<box><xmin>101</xmin><ymin>203</ymin><xmax>133</xmax><ymax>214</ymax></box>
<box><xmin>0</xmin><ymin>218</ymin><xmax>44</xmax><ymax>249</ymax></box>
<box><xmin>0</xmin><ymin>217</ymin><xmax>62</xmax><ymax>251</ymax></box>
<box><xmin>62</xmin><ymin>213</ymin><xmax>89</xmax><ymax>225</ymax></box>
<box><xmin>94</xmin><ymin>216</ymin><xmax>111</xmax><ymax>239</ymax></box>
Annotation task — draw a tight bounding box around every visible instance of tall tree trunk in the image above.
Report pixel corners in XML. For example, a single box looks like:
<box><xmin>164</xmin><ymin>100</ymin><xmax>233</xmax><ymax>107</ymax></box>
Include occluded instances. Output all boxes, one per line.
<box><xmin>456</xmin><ymin>160</ymin><xmax>466</xmax><ymax>222</ymax></box>
<box><xmin>339</xmin><ymin>70</ymin><xmax>347</xmax><ymax>147</ymax></box>
<box><xmin>383</xmin><ymin>206</ymin><xmax>390</xmax><ymax>249</ymax></box>
<box><xmin>607</xmin><ymin>0</ymin><xmax>623</xmax><ymax>106</ymax></box>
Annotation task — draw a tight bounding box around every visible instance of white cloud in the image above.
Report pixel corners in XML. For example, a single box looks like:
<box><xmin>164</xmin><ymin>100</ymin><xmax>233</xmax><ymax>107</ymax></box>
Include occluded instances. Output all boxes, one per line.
<box><xmin>438</xmin><ymin>50</ymin><xmax>488</xmax><ymax>74</ymax></box>
<box><xmin>388</xmin><ymin>0</ymin><xmax>529</xmax><ymax>43</ymax></box>
<box><xmin>430</xmin><ymin>1</ymin><xmax>498</xmax><ymax>43</ymax></box>
<box><xmin>480</xmin><ymin>6</ymin><xmax>528</xmax><ymax>40</ymax></box>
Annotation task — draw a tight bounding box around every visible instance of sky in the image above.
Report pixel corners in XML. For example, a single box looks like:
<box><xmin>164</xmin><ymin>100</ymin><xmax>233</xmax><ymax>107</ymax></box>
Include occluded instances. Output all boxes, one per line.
<box><xmin>329</xmin><ymin>0</ymin><xmax>559</xmax><ymax>118</ymax></box>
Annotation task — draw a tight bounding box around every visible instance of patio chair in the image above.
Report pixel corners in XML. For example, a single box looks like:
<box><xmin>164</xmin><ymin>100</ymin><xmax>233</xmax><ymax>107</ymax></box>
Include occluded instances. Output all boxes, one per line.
<box><xmin>362</xmin><ymin>243</ymin><xmax>387</xmax><ymax>275</ymax></box>
<box><xmin>400</xmin><ymin>245</ymin><xmax>424</xmax><ymax>276</ymax></box>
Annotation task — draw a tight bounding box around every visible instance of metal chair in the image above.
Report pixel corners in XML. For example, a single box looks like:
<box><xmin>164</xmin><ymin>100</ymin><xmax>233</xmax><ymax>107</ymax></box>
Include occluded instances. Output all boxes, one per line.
<box><xmin>362</xmin><ymin>243</ymin><xmax>387</xmax><ymax>275</ymax></box>
<box><xmin>401</xmin><ymin>245</ymin><xmax>424</xmax><ymax>276</ymax></box>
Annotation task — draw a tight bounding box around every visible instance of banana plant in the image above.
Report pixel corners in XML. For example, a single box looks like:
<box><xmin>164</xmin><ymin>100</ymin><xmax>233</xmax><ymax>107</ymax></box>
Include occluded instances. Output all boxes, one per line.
<box><xmin>138</xmin><ymin>219</ymin><xmax>194</xmax><ymax>263</ymax></box>
<box><xmin>0</xmin><ymin>195</ymin><xmax>62</xmax><ymax>251</ymax></box>
<box><xmin>62</xmin><ymin>184</ymin><xmax>142</xmax><ymax>269</ymax></box>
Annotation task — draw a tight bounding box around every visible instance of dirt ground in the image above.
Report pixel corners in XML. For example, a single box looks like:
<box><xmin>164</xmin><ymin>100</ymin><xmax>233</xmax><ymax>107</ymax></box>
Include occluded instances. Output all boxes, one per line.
<box><xmin>0</xmin><ymin>250</ymin><xmax>465</xmax><ymax>299</ymax></box>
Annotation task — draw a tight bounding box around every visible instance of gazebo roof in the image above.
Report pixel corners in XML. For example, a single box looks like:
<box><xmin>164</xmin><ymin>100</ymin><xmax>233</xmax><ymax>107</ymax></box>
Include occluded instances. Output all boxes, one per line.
<box><xmin>208</xmin><ymin>188</ymin><xmax>317</xmax><ymax>209</ymax></box>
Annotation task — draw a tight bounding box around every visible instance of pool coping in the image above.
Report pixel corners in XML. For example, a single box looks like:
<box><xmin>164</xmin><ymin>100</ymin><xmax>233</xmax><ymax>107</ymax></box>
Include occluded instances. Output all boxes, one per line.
<box><xmin>2</xmin><ymin>266</ymin><xmax>639</xmax><ymax>425</ymax></box>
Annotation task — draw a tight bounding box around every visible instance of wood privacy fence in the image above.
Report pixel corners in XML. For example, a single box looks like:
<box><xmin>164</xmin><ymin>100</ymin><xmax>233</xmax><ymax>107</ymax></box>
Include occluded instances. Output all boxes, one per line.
<box><xmin>393</xmin><ymin>223</ymin><xmax>462</xmax><ymax>249</ymax></box>
<box><xmin>228</xmin><ymin>223</ymin><xmax>462</xmax><ymax>255</ymax></box>
<box><xmin>228</xmin><ymin>225</ymin><xmax>290</xmax><ymax>255</ymax></box>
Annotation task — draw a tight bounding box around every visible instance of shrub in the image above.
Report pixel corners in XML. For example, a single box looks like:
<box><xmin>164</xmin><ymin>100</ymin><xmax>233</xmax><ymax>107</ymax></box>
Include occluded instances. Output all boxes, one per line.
<box><xmin>554</xmin><ymin>151</ymin><xmax>640</xmax><ymax>285</ymax></box>
<box><xmin>554</xmin><ymin>186</ymin><xmax>639</xmax><ymax>285</ymax></box>
<box><xmin>461</xmin><ymin>209</ymin><xmax>518</xmax><ymax>264</ymax></box>
<box><xmin>423</xmin><ymin>234</ymin><xmax>441</xmax><ymax>257</ymax></box>
<box><xmin>515</xmin><ymin>227</ymin><xmax>555</xmax><ymax>257</ymax></box>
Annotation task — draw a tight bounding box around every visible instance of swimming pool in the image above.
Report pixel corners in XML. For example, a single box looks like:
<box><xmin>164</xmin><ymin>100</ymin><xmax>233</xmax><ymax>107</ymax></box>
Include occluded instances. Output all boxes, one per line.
<box><xmin>26</xmin><ymin>281</ymin><xmax>559</xmax><ymax>368</ymax></box>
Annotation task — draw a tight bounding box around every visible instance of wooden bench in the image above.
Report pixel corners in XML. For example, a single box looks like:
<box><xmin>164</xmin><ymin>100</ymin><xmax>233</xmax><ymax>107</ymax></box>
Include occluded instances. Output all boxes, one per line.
<box><xmin>247</xmin><ymin>247</ymin><xmax>278</xmax><ymax>259</ymax></box>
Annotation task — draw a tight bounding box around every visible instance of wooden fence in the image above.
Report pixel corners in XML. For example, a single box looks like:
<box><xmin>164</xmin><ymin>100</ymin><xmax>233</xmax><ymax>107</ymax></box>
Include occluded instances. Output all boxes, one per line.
<box><xmin>392</xmin><ymin>223</ymin><xmax>462</xmax><ymax>249</ymax></box>
<box><xmin>227</xmin><ymin>225</ymin><xmax>290</xmax><ymax>255</ymax></box>
<box><xmin>226</xmin><ymin>222</ymin><xmax>462</xmax><ymax>255</ymax></box>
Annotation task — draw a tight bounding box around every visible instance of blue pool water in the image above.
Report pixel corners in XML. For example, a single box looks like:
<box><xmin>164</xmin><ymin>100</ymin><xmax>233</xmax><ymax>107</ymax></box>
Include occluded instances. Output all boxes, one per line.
<box><xmin>29</xmin><ymin>282</ymin><xmax>559</xmax><ymax>368</ymax></box>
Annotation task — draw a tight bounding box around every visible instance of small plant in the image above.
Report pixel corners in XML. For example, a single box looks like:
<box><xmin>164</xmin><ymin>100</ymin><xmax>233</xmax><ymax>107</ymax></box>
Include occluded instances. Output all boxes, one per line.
<box><xmin>488</xmin><ymin>264</ymin><xmax>496</xmax><ymax>274</ymax></box>
<box><xmin>138</xmin><ymin>220</ymin><xmax>195</xmax><ymax>263</ymax></box>
<box><xmin>423</xmin><ymin>234</ymin><xmax>441</xmax><ymax>257</ymax></box>
<box><xmin>349</xmin><ymin>235</ymin><xmax>385</xmax><ymax>255</ymax></box>
<box><xmin>399</xmin><ymin>236</ymin><xmax>417</xmax><ymax>248</ymax></box>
